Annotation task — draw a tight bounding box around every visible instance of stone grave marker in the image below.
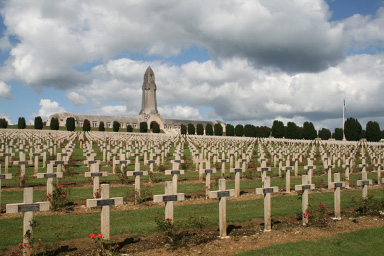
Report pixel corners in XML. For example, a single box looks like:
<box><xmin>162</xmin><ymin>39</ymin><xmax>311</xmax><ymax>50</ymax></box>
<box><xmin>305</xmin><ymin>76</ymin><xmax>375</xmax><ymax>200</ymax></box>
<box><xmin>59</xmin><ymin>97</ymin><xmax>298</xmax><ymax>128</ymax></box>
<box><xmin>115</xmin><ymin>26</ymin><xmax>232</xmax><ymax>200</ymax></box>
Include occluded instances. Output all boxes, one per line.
<box><xmin>295</xmin><ymin>175</ymin><xmax>315</xmax><ymax>225</ymax></box>
<box><xmin>86</xmin><ymin>184</ymin><xmax>123</xmax><ymax>240</ymax></box>
<box><xmin>37</xmin><ymin>163</ymin><xmax>63</xmax><ymax>197</ymax></box>
<box><xmin>357</xmin><ymin>171</ymin><xmax>373</xmax><ymax>198</ymax></box>
<box><xmin>209</xmin><ymin>179</ymin><xmax>235</xmax><ymax>238</ymax></box>
<box><xmin>256</xmin><ymin>176</ymin><xmax>279</xmax><ymax>231</ymax></box>
<box><xmin>153</xmin><ymin>181</ymin><xmax>184</xmax><ymax>223</ymax></box>
<box><xmin>0</xmin><ymin>164</ymin><xmax>12</xmax><ymax>209</ymax></box>
<box><xmin>329</xmin><ymin>173</ymin><xmax>345</xmax><ymax>220</ymax></box>
<box><xmin>127</xmin><ymin>168</ymin><xmax>148</xmax><ymax>204</ymax></box>
<box><xmin>6</xmin><ymin>187</ymin><xmax>49</xmax><ymax>256</ymax></box>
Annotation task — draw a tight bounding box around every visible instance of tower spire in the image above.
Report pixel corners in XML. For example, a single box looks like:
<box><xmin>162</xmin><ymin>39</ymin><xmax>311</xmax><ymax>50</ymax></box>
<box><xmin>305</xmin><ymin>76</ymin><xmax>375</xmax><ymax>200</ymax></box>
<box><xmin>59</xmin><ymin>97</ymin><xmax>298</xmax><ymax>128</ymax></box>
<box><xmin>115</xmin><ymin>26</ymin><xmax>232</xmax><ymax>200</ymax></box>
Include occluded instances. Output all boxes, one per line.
<box><xmin>139</xmin><ymin>66</ymin><xmax>158</xmax><ymax>115</ymax></box>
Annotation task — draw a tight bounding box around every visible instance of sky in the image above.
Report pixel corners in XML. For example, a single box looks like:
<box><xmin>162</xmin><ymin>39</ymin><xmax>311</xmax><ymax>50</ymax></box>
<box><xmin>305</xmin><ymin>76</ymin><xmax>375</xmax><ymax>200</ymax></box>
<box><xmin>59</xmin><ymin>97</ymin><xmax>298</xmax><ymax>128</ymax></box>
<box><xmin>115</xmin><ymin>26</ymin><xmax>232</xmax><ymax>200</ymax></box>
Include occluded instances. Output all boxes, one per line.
<box><xmin>0</xmin><ymin>0</ymin><xmax>383</xmax><ymax>132</ymax></box>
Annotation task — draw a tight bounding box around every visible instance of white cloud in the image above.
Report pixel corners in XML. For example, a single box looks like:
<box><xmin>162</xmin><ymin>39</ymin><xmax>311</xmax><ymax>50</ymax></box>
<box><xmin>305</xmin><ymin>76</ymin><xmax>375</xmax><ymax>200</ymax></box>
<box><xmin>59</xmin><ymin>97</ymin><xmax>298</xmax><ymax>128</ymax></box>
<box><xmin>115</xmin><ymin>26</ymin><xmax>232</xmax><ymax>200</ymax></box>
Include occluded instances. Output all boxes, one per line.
<box><xmin>159</xmin><ymin>105</ymin><xmax>202</xmax><ymax>120</ymax></box>
<box><xmin>98</xmin><ymin>105</ymin><xmax>127</xmax><ymax>116</ymax></box>
<box><xmin>66</xmin><ymin>91</ymin><xmax>88</xmax><ymax>106</ymax></box>
<box><xmin>37</xmin><ymin>99</ymin><xmax>66</xmax><ymax>121</ymax></box>
<box><xmin>0</xmin><ymin>0</ymin><xmax>347</xmax><ymax>91</ymax></box>
<box><xmin>0</xmin><ymin>81</ymin><xmax>11</xmax><ymax>99</ymax></box>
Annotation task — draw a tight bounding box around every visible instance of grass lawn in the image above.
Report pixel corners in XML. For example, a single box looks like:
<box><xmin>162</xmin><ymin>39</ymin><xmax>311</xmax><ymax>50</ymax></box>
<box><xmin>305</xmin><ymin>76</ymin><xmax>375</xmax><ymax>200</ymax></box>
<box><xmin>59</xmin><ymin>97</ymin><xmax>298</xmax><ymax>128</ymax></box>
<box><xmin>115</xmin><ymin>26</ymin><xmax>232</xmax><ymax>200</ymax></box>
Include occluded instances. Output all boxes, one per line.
<box><xmin>234</xmin><ymin>226</ymin><xmax>384</xmax><ymax>256</ymax></box>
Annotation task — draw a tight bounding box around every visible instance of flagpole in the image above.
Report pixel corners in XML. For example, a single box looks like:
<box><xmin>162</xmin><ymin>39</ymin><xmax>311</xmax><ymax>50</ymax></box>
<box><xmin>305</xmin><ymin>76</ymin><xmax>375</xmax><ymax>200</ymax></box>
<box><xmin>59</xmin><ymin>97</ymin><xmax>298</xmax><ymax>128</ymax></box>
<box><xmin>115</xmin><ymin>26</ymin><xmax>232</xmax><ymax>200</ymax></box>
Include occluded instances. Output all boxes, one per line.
<box><xmin>343</xmin><ymin>99</ymin><xmax>345</xmax><ymax>141</ymax></box>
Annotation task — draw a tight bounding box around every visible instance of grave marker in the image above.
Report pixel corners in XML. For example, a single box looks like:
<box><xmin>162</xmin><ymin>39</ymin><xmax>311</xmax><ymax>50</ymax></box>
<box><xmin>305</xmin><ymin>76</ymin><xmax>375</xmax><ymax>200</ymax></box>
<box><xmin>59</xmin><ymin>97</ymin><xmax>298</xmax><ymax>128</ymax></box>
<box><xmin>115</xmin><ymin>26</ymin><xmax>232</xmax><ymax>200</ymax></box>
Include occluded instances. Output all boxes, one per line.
<box><xmin>209</xmin><ymin>179</ymin><xmax>235</xmax><ymax>238</ymax></box>
<box><xmin>256</xmin><ymin>176</ymin><xmax>279</xmax><ymax>231</ymax></box>
<box><xmin>6</xmin><ymin>187</ymin><xmax>49</xmax><ymax>256</ymax></box>
<box><xmin>153</xmin><ymin>181</ymin><xmax>185</xmax><ymax>223</ymax></box>
<box><xmin>295</xmin><ymin>175</ymin><xmax>315</xmax><ymax>225</ymax></box>
<box><xmin>86</xmin><ymin>184</ymin><xmax>123</xmax><ymax>240</ymax></box>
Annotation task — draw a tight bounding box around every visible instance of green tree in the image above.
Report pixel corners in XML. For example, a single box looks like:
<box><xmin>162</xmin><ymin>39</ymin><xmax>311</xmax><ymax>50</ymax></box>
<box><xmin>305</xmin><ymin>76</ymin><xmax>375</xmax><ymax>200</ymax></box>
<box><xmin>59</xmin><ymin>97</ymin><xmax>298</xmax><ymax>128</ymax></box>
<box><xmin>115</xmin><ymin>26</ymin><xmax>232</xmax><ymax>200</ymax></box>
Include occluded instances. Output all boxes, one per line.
<box><xmin>113</xmin><ymin>121</ymin><xmax>120</xmax><ymax>132</ymax></box>
<box><xmin>127</xmin><ymin>124</ymin><xmax>133</xmax><ymax>132</ymax></box>
<box><xmin>187</xmin><ymin>124</ymin><xmax>195</xmax><ymax>135</ymax></box>
<box><xmin>180</xmin><ymin>124</ymin><xmax>187</xmax><ymax>135</ymax></box>
<box><xmin>99</xmin><ymin>122</ymin><xmax>105</xmax><ymax>131</ymax></box>
<box><xmin>366</xmin><ymin>121</ymin><xmax>381</xmax><ymax>142</ymax></box>
<box><xmin>0</xmin><ymin>118</ymin><xmax>8</xmax><ymax>128</ymax></box>
<box><xmin>344</xmin><ymin>117</ymin><xmax>362</xmax><ymax>141</ymax></box>
<box><xmin>83</xmin><ymin>119</ymin><xmax>91</xmax><ymax>131</ymax></box>
<box><xmin>303</xmin><ymin>121</ymin><xmax>317</xmax><ymax>140</ymax></box>
<box><xmin>271</xmin><ymin>120</ymin><xmax>284</xmax><ymax>138</ymax></box>
<box><xmin>226</xmin><ymin>124</ymin><xmax>234</xmax><ymax>136</ymax></box>
<box><xmin>196</xmin><ymin>124</ymin><xmax>204</xmax><ymax>135</ymax></box>
<box><xmin>259</xmin><ymin>126</ymin><xmax>270</xmax><ymax>138</ymax></box>
<box><xmin>333</xmin><ymin>128</ymin><xmax>343</xmax><ymax>140</ymax></box>
<box><xmin>235</xmin><ymin>124</ymin><xmax>244</xmax><ymax>137</ymax></box>
<box><xmin>244</xmin><ymin>124</ymin><xmax>255</xmax><ymax>137</ymax></box>
<box><xmin>152</xmin><ymin>122</ymin><xmax>160</xmax><ymax>133</ymax></box>
<box><xmin>65</xmin><ymin>117</ymin><xmax>75</xmax><ymax>131</ymax></box>
<box><xmin>205</xmin><ymin>124</ymin><xmax>213</xmax><ymax>136</ymax></box>
<box><xmin>214</xmin><ymin>123</ymin><xmax>223</xmax><ymax>136</ymax></box>
<box><xmin>34</xmin><ymin>116</ymin><xmax>43</xmax><ymax>130</ymax></box>
<box><xmin>140</xmin><ymin>122</ymin><xmax>148</xmax><ymax>133</ymax></box>
<box><xmin>50</xmin><ymin>117</ymin><xmax>59</xmax><ymax>130</ymax></box>
<box><xmin>285</xmin><ymin>122</ymin><xmax>300</xmax><ymax>139</ymax></box>
<box><xmin>318</xmin><ymin>128</ymin><xmax>331</xmax><ymax>140</ymax></box>
<box><xmin>18</xmin><ymin>117</ymin><xmax>26</xmax><ymax>129</ymax></box>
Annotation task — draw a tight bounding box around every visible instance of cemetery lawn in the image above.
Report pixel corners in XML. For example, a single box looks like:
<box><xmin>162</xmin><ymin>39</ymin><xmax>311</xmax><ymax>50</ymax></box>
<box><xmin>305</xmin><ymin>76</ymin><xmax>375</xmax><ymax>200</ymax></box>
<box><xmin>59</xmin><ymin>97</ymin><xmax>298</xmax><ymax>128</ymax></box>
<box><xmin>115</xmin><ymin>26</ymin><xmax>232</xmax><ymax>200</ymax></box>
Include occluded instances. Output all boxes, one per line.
<box><xmin>234</xmin><ymin>225</ymin><xmax>384</xmax><ymax>256</ymax></box>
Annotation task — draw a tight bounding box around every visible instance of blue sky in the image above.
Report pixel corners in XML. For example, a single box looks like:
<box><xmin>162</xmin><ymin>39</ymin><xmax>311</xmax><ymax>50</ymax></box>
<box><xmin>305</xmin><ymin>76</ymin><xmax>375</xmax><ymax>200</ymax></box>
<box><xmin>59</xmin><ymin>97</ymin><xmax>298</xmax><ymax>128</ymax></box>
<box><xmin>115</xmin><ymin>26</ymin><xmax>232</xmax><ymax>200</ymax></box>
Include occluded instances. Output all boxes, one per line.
<box><xmin>0</xmin><ymin>0</ymin><xmax>383</xmax><ymax>131</ymax></box>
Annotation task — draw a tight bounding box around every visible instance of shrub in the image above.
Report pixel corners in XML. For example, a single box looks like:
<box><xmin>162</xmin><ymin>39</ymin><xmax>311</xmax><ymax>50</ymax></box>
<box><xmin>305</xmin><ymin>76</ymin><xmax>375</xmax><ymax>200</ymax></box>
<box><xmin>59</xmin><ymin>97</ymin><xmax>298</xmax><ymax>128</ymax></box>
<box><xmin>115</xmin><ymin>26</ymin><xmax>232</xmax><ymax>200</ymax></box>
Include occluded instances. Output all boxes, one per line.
<box><xmin>113</xmin><ymin>121</ymin><xmax>120</xmax><ymax>132</ymax></box>
<box><xmin>127</xmin><ymin>124</ymin><xmax>133</xmax><ymax>132</ymax></box>
<box><xmin>205</xmin><ymin>124</ymin><xmax>213</xmax><ymax>136</ymax></box>
<box><xmin>196</xmin><ymin>124</ymin><xmax>204</xmax><ymax>135</ymax></box>
<box><xmin>0</xmin><ymin>118</ymin><xmax>8</xmax><ymax>128</ymax></box>
<box><xmin>18</xmin><ymin>117</ymin><xmax>26</xmax><ymax>129</ymax></box>
<box><xmin>226</xmin><ymin>124</ymin><xmax>234</xmax><ymax>136</ymax></box>
<box><xmin>140</xmin><ymin>122</ymin><xmax>148</xmax><ymax>133</ymax></box>
<box><xmin>187</xmin><ymin>124</ymin><xmax>195</xmax><ymax>135</ymax></box>
<box><xmin>152</xmin><ymin>122</ymin><xmax>160</xmax><ymax>133</ymax></box>
<box><xmin>65</xmin><ymin>117</ymin><xmax>75</xmax><ymax>131</ymax></box>
<box><xmin>83</xmin><ymin>119</ymin><xmax>91</xmax><ymax>131</ymax></box>
<box><xmin>50</xmin><ymin>117</ymin><xmax>59</xmax><ymax>130</ymax></box>
<box><xmin>180</xmin><ymin>124</ymin><xmax>187</xmax><ymax>135</ymax></box>
<box><xmin>235</xmin><ymin>124</ymin><xmax>244</xmax><ymax>137</ymax></box>
<box><xmin>99</xmin><ymin>122</ymin><xmax>105</xmax><ymax>131</ymax></box>
<box><xmin>214</xmin><ymin>123</ymin><xmax>223</xmax><ymax>136</ymax></box>
<box><xmin>34</xmin><ymin>116</ymin><xmax>43</xmax><ymax>130</ymax></box>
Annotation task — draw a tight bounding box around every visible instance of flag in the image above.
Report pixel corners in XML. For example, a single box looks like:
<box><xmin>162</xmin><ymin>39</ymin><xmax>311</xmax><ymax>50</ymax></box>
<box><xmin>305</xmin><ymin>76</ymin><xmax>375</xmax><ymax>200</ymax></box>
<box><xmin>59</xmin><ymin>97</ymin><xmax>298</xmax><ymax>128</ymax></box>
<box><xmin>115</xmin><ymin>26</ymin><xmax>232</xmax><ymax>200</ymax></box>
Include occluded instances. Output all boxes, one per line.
<box><xmin>344</xmin><ymin>99</ymin><xmax>347</xmax><ymax>112</ymax></box>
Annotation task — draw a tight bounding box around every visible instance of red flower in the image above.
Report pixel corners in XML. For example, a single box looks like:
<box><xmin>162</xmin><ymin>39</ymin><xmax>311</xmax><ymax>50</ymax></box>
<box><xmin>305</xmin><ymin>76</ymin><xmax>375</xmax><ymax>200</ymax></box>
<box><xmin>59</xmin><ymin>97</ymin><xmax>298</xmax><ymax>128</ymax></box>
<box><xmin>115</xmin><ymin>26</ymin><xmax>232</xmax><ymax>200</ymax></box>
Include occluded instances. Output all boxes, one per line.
<box><xmin>61</xmin><ymin>194</ymin><xmax>66</xmax><ymax>198</ymax></box>
<box><xmin>90</xmin><ymin>233</ymin><xmax>95</xmax><ymax>238</ymax></box>
<box><xmin>116</xmin><ymin>244</ymin><xmax>120</xmax><ymax>248</ymax></box>
<box><xmin>98</xmin><ymin>234</ymin><xmax>102</xmax><ymax>238</ymax></box>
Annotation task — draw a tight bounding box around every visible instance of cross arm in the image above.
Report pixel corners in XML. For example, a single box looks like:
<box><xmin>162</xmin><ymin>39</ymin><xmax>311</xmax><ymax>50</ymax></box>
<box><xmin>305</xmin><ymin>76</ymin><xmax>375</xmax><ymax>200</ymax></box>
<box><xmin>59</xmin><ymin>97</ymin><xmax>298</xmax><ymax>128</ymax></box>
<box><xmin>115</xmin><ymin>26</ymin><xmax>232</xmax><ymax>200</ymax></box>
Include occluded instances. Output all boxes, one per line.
<box><xmin>86</xmin><ymin>197</ymin><xmax>123</xmax><ymax>208</ymax></box>
<box><xmin>6</xmin><ymin>201</ymin><xmax>49</xmax><ymax>213</ymax></box>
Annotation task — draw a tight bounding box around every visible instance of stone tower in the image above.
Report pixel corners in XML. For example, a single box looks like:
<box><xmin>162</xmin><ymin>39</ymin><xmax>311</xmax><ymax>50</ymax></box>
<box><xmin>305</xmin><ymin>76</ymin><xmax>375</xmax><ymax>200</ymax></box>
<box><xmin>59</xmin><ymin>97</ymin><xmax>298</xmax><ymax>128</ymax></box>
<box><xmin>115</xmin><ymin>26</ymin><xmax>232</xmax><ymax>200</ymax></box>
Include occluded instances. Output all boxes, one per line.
<box><xmin>139</xmin><ymin>66</ymin><xmax>159</xmax><ymax>116</ymax></box>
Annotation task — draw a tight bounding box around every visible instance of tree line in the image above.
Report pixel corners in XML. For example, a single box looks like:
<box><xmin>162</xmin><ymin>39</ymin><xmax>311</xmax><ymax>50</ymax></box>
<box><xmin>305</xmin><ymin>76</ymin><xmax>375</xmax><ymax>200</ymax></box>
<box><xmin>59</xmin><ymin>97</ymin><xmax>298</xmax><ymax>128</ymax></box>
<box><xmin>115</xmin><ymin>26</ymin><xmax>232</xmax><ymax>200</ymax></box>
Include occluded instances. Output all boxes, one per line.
<box><xmin>3</xmin><ymin>116</ymin><xmax>383</xmax><ymax>142</ymax></box>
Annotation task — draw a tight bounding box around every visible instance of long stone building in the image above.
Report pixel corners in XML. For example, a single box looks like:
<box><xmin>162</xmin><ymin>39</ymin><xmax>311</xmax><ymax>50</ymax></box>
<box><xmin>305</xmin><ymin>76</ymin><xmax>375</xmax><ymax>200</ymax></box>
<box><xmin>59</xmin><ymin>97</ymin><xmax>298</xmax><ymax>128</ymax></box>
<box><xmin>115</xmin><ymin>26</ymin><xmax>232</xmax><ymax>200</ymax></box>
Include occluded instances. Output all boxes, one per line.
<box><xmin>47</xmin><ymin>67</ymin><xmax>225</xmax><ymax>134</ymax></box>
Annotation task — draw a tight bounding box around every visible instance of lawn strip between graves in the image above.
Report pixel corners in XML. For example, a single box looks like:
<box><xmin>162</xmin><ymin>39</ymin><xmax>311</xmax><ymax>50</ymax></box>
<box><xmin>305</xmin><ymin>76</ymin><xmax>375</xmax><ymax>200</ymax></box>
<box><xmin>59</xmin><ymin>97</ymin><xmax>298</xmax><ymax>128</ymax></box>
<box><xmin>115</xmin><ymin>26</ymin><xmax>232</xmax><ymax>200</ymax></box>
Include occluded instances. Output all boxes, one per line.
<box><xmin>0</xmin><ymin>187</ymin><xmax>383</xmax><ymax>249</ymax></box>
<box><xmin>1</xmin><ymin>172</ymin><xmax>380</xmax><ymax>206</ymax></box>
<box><xmin>234</xmin><ymin>225</ymin><xmax>384</xmax><ymax>256</ymax></box>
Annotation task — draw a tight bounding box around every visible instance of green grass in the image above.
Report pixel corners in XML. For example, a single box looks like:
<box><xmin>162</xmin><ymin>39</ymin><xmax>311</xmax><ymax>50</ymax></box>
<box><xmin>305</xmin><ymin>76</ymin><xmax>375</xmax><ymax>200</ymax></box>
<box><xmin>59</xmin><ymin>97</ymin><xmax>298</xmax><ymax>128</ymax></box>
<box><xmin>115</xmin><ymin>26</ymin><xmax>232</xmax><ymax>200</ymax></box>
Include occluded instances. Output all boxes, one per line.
<box><xmin>234</xmin><ymin>226</ymin><xmax>384</xmax><ymax>256</ymax></box>
<box><xmin>1</xmin><ymin>187</ymin><xmax>383</xmax><ymax>250</ymax></box>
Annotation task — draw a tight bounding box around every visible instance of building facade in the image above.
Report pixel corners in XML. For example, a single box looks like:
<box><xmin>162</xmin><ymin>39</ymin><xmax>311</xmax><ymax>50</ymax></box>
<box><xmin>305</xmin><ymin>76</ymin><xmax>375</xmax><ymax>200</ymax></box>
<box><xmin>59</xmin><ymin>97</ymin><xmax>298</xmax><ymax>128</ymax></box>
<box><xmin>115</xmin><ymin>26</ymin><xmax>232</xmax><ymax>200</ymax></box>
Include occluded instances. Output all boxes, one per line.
<box><xmin>47</xmin><ymin>67</ymin><xmax>225</xmax><ymax>134</ymax></box>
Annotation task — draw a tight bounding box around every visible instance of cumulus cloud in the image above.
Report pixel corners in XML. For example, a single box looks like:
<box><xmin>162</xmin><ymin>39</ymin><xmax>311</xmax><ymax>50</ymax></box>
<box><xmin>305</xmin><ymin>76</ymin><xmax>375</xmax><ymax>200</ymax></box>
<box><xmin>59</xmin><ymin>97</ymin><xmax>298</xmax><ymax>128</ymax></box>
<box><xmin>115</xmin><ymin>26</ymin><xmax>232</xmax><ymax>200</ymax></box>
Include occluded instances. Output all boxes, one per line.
<box><xmin>37</xmin><ymin>99</ymin><xmax>66</xmax><ymax>120</ymax></box>
<box><xmin>55</xmin><ymin>51</ymin><xmax>382</xmax><ymax>130</ymax></box>
<box><xmin>0</xmin><ymin>81</ymin><xmax>11</xmax><ymax>99</ymax></box>
<box><xmin>159</xmin><ymin>105</ymin><xmax>202</xmax><ymax>120</ymax></box>
<box><xmin>66</xmin><ymin>91</ymin><xmax>88</xmax><ymax>106</ymax></box>
<box><xmin>0</xmin><ymin>0</ymin><xmax>348</xmax><ymax>90</ymax></box>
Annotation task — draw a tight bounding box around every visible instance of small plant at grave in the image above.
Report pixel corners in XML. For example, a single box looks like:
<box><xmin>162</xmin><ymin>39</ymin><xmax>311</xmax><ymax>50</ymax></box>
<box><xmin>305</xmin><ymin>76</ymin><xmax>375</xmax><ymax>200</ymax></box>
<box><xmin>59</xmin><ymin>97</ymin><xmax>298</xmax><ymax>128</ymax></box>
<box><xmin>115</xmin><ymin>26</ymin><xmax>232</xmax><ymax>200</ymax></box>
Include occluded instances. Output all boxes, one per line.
<box><xmin>115</xmin><ymin>167</ymin><xmax>128</xmax><ymax>184</ymax></box>
<box><xmin>351</xmin><ymin>193</ymin><xmax>384</xmax><ymax>217</ymax></box>
<box><xmin>214</xmin><ymin>162</ymin><xmax>221</xmax><ymax>170</ymax></box>
<box><xmin>243</xmin><ymin>168</ymin><xmax>256</xmax><ymax>179</ymax></box>
<box><xmin>185</xmin><ymin>216</ymin><xmax>210</xmax><ymax>231</ymax></box>
<box><xmin>308</xmin><ymin>202</ymin><xmax>332</xmax><ymax>228</ymax></box>
<box><xmin>315</xmin><ymin>166</ymin><xmax>324</xmax><ymax>175</ymax></box>
<box><xmin>155</xmin><ymin>217</ymin><xmax>179</xmax><ymax>246</ymax></box>
<box><xmin>89</xmin><ymin>233</ymin><xmax>120</xmax><ymax>256</ymax></box>
<box><xmin>148</xmin><ymin>171</ymin><xmax>161</xmax><ymax>183</ymax></box>
<box><xmin>156</xmin><ymin>164</ymin><xmax>166</xmax><ymax>173</ymax></box>
<box><xmin>126</xmin><ymin>186</ymin><xmax>153</xmax><ymax>204</ymax></box>
<box><xmin>204</xmin><ymin>183</ymin><xmax>213</xmax><ymax>193</ymax></box>
<box><xmin>313</xmin><ymin>178</ymin><xmax>325</xmax><ymax>189</ymax></box>
<box><xmin>94</xmin><ymin>189</ymin><xmax>101</xmax><ymax>199</ymax></box>
<box><xmin>297</xmin><ymin>190</ymin><xmax>303</xmax><ymax>201</ymax></box>
<box><xmin>43</xmin><ymin>183</ymin><xmax>68</xmax><ymax>211</ymax></box>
